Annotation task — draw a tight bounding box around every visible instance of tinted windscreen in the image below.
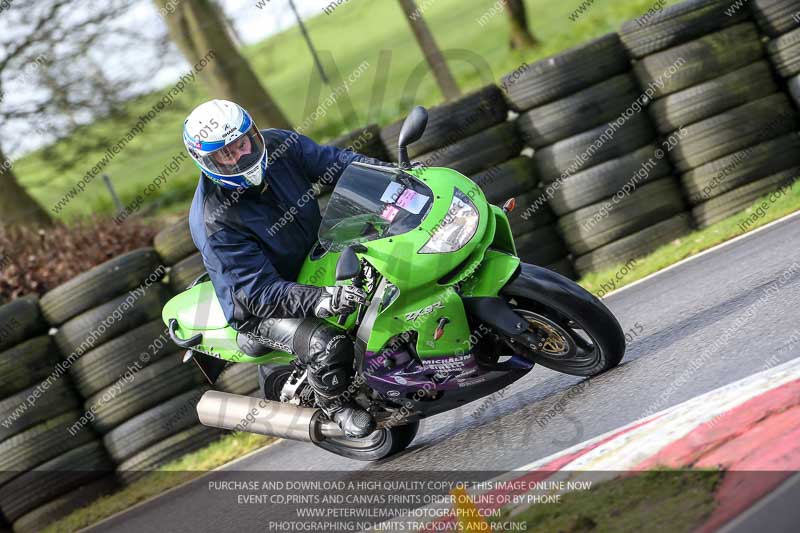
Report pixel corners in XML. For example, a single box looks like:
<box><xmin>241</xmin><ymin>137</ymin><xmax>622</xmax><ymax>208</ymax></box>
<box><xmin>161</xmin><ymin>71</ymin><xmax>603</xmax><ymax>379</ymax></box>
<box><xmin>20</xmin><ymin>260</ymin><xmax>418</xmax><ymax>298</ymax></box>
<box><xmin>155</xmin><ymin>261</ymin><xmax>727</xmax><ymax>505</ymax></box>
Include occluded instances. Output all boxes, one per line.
<box><xmin>318</xmin><ymin>163</ymin><xmax>433</xmax><ymax>251</ymax></box>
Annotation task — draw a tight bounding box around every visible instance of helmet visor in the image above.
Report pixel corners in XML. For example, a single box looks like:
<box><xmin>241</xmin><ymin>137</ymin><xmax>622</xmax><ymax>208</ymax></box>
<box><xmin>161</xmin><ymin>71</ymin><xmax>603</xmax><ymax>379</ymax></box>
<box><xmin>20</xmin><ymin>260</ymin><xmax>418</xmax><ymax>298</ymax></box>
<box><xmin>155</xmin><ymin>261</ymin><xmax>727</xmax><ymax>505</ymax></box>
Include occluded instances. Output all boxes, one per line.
<box><xmin>192</xmin><ymin>124</ymin><xmax>265</xmax><ymax>177</ymax></box>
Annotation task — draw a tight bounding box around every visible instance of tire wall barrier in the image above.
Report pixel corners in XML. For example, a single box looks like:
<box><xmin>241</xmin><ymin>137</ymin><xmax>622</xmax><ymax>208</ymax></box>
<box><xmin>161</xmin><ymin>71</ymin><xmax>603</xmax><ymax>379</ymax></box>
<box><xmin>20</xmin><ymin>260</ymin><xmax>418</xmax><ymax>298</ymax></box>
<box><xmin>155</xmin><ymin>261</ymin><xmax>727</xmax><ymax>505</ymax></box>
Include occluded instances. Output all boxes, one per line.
<box><xmin>627</xmin><ymin>4</ymin><xmax>800</xmax><ymax>231</ymax></box>
<box><xmin>509</xmin><ymin>31</ymin><xmax>689</xmax><ymax>277</ymax></box>
<box><xmin>0</xmin><ymin>297</ymin><xmax>115</xmax><ymax>531</ymax></box>
<box><xmin>0</xmin><ymin>231</ymin><xmax>264</xmax><ymax>530</ymax></box>
<box><xmin>4</xmin><ymin>0</ymin><xmax>800</xmax><ymax>529</ymax></box>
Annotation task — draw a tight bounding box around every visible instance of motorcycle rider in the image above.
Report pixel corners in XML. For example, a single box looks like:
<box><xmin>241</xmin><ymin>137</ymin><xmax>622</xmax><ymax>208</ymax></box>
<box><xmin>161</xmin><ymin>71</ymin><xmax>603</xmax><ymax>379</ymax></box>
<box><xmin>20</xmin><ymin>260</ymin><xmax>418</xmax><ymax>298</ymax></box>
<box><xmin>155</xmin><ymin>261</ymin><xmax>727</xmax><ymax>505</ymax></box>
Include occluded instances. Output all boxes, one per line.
<box><xmin>183</xmin><ymin>99</ymin><xmax>385</xmax><ymax>438</ymax></box>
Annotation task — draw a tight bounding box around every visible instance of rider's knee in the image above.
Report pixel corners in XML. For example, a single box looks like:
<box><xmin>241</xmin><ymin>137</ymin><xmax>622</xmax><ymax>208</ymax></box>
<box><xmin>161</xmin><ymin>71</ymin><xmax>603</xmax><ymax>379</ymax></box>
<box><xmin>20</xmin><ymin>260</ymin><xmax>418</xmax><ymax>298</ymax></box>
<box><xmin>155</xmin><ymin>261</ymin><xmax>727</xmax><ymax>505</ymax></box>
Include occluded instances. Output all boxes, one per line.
<box><xmin>299</xmin><ymin>320</ymin><xmax>353</xmax><ymax>365</ymax></box>
<box><xmin>302</xmin><ymin>321</ymin><xmax>354</xmax><ymax>396</ymax></box>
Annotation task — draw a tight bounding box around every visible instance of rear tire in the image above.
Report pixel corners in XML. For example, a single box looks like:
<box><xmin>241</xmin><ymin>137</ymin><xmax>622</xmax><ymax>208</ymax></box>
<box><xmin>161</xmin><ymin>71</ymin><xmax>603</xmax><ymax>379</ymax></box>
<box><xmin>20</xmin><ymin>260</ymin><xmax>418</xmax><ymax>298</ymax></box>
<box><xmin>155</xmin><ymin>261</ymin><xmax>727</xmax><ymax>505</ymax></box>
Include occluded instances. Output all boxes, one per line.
<box><xmin>258</xmin><ymin>366</ymin><xmax>417</xmax><ymax>461</ymax></box>
<box><xmin>258</xmin><ymin>364</ymin><xmax>295</xmax><ymax>401</ymax></box>
<box><xmin>314</xmin><ymin>423</ymin><xmax>419</xmax><ymax>462</ymax></box>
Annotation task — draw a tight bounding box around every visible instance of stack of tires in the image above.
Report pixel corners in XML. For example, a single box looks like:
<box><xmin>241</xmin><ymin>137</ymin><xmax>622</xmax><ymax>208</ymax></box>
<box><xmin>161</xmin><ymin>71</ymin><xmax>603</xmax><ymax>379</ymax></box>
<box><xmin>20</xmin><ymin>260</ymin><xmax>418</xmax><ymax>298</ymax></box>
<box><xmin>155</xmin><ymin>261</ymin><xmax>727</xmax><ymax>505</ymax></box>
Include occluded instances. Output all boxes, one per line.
<box><xmin>758</xmin><ymin>0</ymin><xmax>800</xmax><ymax>107</ymax></box>
<box><xmin>381</xmin><ymin>85</ymin><xmax>522</xmax><ymax>182</ymax></box>
<box><xmin>214</xmin><ymin>362</ymin><xmax>261</xmax><ymax>398</ymax></box>
<box><xmin>331</xmin><ymin>123</ymin><xmax>390</xmax><ymax>161</ymax></box>
<box><xmin>0</xmin><ymin>297</ymin><xmax>115</xmax><ymax>533</ymax></box>
<box><xmin>104</xmin><ymin>385</ymin><xmax>212</xmax><ymax>485</ymax></box>
<box><xmin>106</xmin><ymin>355</ymin><xmax>258</xmax><ymax>486</ymax></box>
<box><xmin>155</xmin><ymin>215</ymin><xmax>206</xmax><ymax>294</ymax></box>
<box><xmin>379</xmin><ymin>85</ymin><xmax>513</xmax><ymax>176</ymax></box>
<box><xmin>507</xmin><ymin>33</ymin><xmax>688</xmax><ymax>276</ymax></box>
<box><xmin>36</xmin><ymin>249</ymin><xmax>211</xmax><ymax>487</ymax></box>
<box><xmin>624</xmin><ymin>1</ymin><xmax>800</xmax><ymax>229</ymax></box>
<box><xmin>107</xmin><ymin>348</ymin><xmax>260</xmax><ymax>485</ymax></box>
<box><xmin>380</xmin><ymin>86</ymin><xmax>526</xmax><ymax>195</ymax></box>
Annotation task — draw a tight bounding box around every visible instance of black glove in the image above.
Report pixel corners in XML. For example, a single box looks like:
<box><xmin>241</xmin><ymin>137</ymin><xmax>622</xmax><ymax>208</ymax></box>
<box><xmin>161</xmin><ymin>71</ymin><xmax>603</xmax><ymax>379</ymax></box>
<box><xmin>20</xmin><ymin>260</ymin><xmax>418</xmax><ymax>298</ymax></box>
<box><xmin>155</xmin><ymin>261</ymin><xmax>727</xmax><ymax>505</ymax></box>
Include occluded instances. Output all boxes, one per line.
<box><xmin>313</xmin><ymin>285</ymin><xmax>368</xmax><ymax>319</ymax></box>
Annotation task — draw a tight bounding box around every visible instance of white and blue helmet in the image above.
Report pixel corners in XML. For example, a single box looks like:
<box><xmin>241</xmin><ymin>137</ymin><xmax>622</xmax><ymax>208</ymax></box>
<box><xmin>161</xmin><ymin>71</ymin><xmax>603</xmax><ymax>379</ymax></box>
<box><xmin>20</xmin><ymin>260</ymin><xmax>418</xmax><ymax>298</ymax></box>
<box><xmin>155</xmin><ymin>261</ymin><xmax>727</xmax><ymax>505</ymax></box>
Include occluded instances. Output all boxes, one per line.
<box><xmin>183</xmin><ymin>99</ymin><xmax>267</xmax><ymax>190</ymax></box>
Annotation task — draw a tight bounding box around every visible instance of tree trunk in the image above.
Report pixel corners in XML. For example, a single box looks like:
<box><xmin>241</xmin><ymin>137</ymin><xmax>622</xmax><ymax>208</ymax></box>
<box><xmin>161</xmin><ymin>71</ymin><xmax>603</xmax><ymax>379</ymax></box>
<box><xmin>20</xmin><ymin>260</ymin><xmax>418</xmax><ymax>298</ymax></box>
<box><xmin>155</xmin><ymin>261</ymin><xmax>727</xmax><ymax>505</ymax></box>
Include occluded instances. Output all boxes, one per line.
<box><xmin>0</xmin><ymin>149</ymin><xmax>52</xmax><ymax>227</ymax></box>
<box><xmin>211</xmin><ymin>0</ymin><xmax>243</xmax><ymax>48</ymax></box>
<box><xmin>155</xmin><ymin>0</ymin><xmax>290</xmax><ymax>129</ymax></box>
<box><xmin>397</xmin><ymin>0</ymin><xmax>461</xmax><ymax>101</ymax></box>
<box><xmin>504</xmin><ymin>0</ymin><xmax>538</xmax><ymax>49</ymax></box>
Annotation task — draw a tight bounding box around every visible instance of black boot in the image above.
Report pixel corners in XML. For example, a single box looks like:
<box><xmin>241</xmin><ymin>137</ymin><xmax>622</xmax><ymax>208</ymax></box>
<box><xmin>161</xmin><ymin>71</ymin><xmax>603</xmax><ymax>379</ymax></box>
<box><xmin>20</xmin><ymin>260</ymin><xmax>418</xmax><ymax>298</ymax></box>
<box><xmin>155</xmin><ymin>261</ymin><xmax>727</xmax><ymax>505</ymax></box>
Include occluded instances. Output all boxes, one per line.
<box><xmin>252</xmin><ymin>316</ymin><xmax>377</xmax><ymax>438</ymax></box>
<box><xmin>316</xmin><ymin>392</ymin><xmax>376</xmax><ymax>439</ymax></box>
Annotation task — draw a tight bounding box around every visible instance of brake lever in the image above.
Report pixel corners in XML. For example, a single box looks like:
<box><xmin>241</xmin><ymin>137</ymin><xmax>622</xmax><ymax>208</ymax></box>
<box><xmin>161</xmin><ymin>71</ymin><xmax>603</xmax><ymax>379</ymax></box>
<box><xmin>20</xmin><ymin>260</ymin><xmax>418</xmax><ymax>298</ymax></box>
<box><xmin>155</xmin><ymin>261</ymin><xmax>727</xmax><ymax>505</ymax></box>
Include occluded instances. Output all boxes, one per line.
<box><xmin>337</xmin><ymin>300</ymin><xmax>367</xmax><ymax>326</ymax></box>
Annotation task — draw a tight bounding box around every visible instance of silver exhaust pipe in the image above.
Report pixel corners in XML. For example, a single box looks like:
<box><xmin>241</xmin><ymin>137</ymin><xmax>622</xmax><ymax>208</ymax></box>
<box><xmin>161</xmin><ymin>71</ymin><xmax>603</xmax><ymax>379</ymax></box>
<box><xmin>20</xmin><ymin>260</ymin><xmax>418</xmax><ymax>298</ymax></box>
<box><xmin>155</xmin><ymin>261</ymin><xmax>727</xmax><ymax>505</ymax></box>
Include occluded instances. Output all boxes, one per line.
<box><xmin>196</xmin><ymin>390</ymin><xmax>345</xmax><ymax>442</ymax></box>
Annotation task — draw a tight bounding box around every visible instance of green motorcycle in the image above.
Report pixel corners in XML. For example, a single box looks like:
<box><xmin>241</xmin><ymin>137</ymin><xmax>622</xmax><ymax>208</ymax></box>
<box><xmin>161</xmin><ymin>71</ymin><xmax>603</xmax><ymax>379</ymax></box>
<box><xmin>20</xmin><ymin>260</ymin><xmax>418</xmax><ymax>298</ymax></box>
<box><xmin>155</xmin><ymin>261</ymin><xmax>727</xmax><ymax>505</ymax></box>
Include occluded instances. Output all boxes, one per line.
<box><xmin>163</xmin><ymin>106</ymin><xmax>625</xmax><ymax>461</ymax></box>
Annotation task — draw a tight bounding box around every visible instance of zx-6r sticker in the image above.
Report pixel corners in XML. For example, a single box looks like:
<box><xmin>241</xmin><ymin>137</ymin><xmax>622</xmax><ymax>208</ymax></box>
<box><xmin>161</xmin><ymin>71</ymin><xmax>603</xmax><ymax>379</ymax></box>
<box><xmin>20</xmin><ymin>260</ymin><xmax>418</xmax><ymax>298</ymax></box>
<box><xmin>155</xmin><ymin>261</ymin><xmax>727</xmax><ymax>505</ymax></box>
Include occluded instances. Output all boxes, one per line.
<box><xmin>405</xmin><ymin>302</ymin><xmax>445</xmax><ymax>322</ymax></box>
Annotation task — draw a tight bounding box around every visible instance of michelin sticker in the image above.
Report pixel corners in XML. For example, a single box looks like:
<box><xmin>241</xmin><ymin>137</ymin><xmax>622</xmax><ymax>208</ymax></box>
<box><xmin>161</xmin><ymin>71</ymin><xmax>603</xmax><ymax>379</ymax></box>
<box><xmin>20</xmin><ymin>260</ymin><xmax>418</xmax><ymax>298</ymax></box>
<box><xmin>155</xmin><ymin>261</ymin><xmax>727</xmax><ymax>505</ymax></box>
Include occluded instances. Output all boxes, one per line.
<box><xmin>422</xmin><ymin>355</ymin><xmax>469</xmax><ymax>372</ymax></box>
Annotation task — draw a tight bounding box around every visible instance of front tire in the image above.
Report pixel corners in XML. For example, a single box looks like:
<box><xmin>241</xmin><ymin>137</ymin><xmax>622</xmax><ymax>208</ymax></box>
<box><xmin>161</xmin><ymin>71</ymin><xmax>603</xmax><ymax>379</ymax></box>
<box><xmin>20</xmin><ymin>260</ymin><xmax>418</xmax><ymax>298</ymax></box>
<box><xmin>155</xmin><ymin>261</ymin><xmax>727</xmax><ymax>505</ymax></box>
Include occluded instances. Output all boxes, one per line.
<box><xmin>500</xmin><ymin>262</ymin><xmax>625</xmax><ymax>376</ymax></box>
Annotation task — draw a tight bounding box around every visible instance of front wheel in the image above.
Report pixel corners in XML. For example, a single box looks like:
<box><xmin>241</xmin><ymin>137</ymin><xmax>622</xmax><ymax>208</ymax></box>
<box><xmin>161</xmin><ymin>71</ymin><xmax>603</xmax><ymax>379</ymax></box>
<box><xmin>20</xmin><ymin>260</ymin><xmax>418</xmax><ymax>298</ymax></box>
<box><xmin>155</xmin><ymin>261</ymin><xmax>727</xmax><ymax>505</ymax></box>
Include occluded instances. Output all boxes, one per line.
<box><xmin>500</xmin><ymin>263</ymin><xmax>625</xmax><ymax>377</ymax></box>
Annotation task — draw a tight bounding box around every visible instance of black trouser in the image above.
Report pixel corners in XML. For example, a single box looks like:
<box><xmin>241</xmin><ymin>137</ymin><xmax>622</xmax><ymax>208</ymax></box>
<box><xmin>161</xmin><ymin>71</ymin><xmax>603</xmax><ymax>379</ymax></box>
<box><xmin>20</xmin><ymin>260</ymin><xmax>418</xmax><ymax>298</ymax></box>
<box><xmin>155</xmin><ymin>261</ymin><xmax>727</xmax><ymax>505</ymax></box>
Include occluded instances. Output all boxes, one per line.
<box><xmin>237</xmin><ymin>317</ymin><xmax>355</xmax><ymax>403</ymax></box>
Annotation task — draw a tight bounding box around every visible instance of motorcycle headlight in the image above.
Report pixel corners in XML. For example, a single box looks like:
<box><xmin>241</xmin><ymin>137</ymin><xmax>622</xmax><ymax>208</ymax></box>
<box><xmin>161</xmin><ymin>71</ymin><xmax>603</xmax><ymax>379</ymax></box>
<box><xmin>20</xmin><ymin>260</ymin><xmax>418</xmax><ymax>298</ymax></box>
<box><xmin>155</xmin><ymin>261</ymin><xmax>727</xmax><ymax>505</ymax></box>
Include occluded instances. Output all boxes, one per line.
<box><xmin>419</xmin><ymin>189</ymin><xmax>479</xmax><ymax>254</ymax></box>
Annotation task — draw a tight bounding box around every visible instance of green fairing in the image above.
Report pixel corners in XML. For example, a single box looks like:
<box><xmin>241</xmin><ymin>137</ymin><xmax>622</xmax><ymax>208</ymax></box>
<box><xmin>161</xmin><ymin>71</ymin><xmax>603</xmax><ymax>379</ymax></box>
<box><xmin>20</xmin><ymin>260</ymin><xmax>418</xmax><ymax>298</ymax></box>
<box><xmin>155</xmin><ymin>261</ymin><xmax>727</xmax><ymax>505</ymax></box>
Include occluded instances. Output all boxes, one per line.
<box><xmin>163</xmin><ymin>165</ymin><xmax>520</xmax><ymax>365</ymax></box>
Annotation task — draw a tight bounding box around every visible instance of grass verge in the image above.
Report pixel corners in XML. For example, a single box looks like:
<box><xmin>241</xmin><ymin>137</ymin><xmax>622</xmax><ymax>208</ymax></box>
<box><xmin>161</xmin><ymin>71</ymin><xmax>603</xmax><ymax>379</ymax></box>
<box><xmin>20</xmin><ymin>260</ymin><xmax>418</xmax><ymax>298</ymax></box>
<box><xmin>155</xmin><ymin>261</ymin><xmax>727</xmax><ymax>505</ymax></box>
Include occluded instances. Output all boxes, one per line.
<box><xmin>579</xmin><ymin>179</ymin><xmax>800</xmax><ymax>297</ymax></box>
<box><xmin>41</xmin><ymin>432</ymin><xmax>273</xmax><ymax>533</ymax></box>
<box><xmin>497</xmin><ymin>469</ymin><xmax>723</xmax><ymax>533</ymax></box>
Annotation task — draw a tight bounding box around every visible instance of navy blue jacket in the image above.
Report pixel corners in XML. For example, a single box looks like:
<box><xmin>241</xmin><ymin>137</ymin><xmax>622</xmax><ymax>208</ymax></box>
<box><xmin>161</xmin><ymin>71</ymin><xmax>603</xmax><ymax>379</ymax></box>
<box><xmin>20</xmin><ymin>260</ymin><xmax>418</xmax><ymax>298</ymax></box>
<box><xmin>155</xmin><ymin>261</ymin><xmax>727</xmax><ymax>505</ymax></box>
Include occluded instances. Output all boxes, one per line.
<box><xmin>189</xmin><ymin>129</ymin><xmax>380</xmax><ymax>331</ymax></box>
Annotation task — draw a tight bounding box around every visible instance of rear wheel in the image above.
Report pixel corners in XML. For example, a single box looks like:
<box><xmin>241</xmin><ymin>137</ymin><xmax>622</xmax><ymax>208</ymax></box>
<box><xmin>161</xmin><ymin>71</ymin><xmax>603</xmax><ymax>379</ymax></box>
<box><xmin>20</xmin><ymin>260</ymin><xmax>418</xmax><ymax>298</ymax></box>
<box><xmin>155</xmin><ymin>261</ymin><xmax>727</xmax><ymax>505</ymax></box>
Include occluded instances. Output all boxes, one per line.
<box><xmin>314</xmin><ymin>423</ymin><xmax>419</xmax><ymax>462</ymax></box>
<box><xmin>500</xmin><ymin>263</ymin><xmax>625</xmax><ymax>376</ymax></box>
<box><xmin>259</xmin><ymin>364</ymin><xmax>418</xmax><ymax>461</ymax></box>
<box><xmin>258</xmin><ymin>364</ymin><xmax>295</xmax><ymax>401</ymax></box>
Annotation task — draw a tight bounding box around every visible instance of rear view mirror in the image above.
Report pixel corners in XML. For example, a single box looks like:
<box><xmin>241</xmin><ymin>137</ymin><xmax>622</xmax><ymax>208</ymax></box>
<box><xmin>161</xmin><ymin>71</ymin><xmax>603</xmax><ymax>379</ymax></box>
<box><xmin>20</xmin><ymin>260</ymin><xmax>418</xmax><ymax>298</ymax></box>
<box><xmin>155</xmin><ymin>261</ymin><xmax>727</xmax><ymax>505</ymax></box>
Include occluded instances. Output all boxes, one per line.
<box><xmin>336</xmin><ymin>245</ymin><xmax>361</xmax><ymax>281</ymax></box>
<box><xmin>398</xmin><ymin>106</ymin><xmax>428</xmax><ymax>169</ymax></box>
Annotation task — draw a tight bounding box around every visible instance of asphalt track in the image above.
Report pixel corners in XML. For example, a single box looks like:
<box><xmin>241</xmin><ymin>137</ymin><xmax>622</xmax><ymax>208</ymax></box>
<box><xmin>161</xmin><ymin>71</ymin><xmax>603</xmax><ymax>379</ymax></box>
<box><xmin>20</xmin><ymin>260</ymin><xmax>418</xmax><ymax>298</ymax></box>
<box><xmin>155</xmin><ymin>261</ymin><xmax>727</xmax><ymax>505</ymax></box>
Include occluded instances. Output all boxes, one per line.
<box><xmin>87</xmin><ymin>213</ymin><xmax>800</xmax><ymax>533</ymax></box>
